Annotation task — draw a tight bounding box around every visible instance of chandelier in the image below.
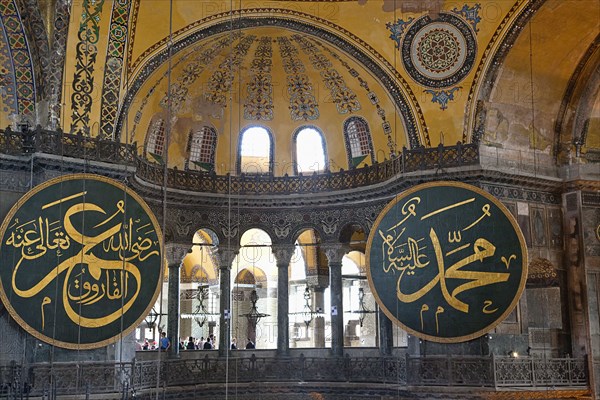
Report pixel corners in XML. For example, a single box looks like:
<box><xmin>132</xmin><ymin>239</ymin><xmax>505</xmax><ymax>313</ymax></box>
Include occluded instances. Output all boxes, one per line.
<box><xmin>346</xmin><ymin>287</ymin><xmax>376</xmax><ymax>327</ymax></box>
<box><xmin>241</xmin><ymin>289</ymin><xmax>269</xmax><ymax>328</ymax></box>
<box><xmin>181</xmin><ymin>285</ymin><xmax>218</xmax><ymax>328</ymax></box>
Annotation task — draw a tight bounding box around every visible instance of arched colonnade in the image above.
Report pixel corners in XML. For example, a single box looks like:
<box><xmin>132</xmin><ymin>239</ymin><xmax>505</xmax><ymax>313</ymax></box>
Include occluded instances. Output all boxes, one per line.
<box><xmin>156</xmin><ymin>223</ymin><xmax>398</xmax><ymax>358</ymax></box>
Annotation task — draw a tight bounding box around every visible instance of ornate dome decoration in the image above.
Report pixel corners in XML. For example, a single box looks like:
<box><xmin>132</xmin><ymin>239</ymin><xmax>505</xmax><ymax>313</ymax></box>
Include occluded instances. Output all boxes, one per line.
<box><xmin>401</xmin><ymin>13</ymin><xmax>477</xmax><ymax>88</ymax></box>
<box><xmin>117</xmin><ymin>16</ymin><xmax>425</xmax><ymax>150</ymax></box>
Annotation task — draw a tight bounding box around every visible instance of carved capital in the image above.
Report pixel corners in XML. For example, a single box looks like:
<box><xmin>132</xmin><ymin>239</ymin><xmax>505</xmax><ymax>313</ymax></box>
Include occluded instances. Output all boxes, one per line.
<box><xmin>214</xmin><ymin>245</ymin><xmax>239</xmax><ymax>268</ymax></box>
<box><xmin>165</xmin><ymin>243</ymin><xmax>190</xmax><ymax>267</ymax></box>
<box><xmin>322</xmin><ymin>243</ymin><xmax>349</xmax><ymax>265</ymax></box>
<box><xmin>272</xmin><ymin>244</ymin><xmax>296</xmax><ymax>267</ymax></box>
<box><xmin>306</xmin><ymin>275</ymin><xmax>329</xmax><ymax>290</ymax></box>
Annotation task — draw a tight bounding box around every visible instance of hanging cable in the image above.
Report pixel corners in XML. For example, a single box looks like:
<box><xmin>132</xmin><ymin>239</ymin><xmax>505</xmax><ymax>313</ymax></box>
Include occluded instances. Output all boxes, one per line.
<box><xmin>153</xmin><ymin>1</ymin><xmax>174</xmax><ymax>399</ymax></box>
<box><xmin>224</xmin><ymin>1</ymin><xmax>237</xmax><ymax>397</ymax></box>
<box><xmin>528</xmin><ymin>18</ymin><xmax>537</xmax><ymax>177</ymax></box>
<box><xmin>117</xmin><ymin>0</ymin><xmax>135</xmax><ymax>373</ymax></box>
<box><xmin>528</xmin><ymin>18</ymin><xmax>551</xmax><ymax>395</ymax></box>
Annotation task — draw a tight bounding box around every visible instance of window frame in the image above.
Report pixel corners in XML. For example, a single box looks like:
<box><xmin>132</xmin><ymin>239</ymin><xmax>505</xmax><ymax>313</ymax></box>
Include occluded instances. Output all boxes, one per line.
<box><xmin>292</xmin><ymin>125</ymin><xmax>329</xmax><ymax>175</ymax></box>
<box><xmin>185</xmin><ymin>125</ymin><xmax>218</xmax><ymax>172</ymax></box>
<box><xmin>343</xmin><ymin>116</ymin><xmax>374</xmax><ymax>169</ymax></box>
<box><xmin>144</xmin><ymin>116</ymin><xmax>166</xmax><ymax>163</ymax></box>
<box><xmin>236</xmin><ymin>125</ymin><xmax>275</xmax><ymax>175</ymax></box>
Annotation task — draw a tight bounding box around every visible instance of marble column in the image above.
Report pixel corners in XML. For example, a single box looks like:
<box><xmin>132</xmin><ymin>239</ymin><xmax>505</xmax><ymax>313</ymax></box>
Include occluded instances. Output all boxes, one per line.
<box><xmin>323</xmin><ymin>244</ymin><xmax>348</xmax><ymax>357</ymax></box>
<box><xmin>312</xmin><ymin>286</ymin><xmax>326</xmax><ymax>347</ymax></box>
<box><xmin>216</xmin><ymin>246</ymin><xmax>238</xmax><ymax>357</ymax></box>
<box><xmin>306</xmin><ymin>275</ymin><xmax>328</xmax><ymax>348</ymax></box>
<box><xmin>272</xmin><ymin>244</ymin><xmax>295</xmax><ymax>356</ymax></box>
<box><xmin>165</xmin><ymin>243</ymin><xmax>189</xmax><ymax>358</ymax></box>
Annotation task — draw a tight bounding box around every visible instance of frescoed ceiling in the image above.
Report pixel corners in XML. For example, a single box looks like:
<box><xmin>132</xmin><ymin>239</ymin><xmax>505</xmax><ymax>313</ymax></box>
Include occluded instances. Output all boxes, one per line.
<box><xmin>0</xmin><ymin>0</ymin><xmax>598</xmax><ymax>173</ymax></box>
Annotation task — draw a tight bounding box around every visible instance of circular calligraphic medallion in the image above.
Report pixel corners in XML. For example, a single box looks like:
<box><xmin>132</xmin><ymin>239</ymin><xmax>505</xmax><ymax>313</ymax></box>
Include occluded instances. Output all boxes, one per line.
<box><xmin>401</xmin><ymin>13</ymin><xmax>476</xmax><ymax>88</ymax></box>
<box><xmin>0</xmin><ymin>174</ymin><xmax>163</xmax><ymax>349</ymax></box>
<box><xmin>366</xmin><ymin>182</ymin><xmax>527</xmax><ymax>343</ymax></box>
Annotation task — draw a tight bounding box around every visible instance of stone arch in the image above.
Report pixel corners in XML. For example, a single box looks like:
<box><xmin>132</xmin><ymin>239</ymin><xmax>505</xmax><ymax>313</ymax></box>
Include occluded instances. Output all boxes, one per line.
<box><xmin>234</xmin><ymin>267</ymin><xmax>268</xmax><ymax>287</ymax></box>
<box><xmin>465</xmin><ymin>1</ymin><xmax>544</xmax><ymax>143</ymax></box>
<box><xmin>294</xmin><ymin>228</ymin><xmax>322</xmax><ymax>279</ymax></box>
<box><xmin>344</xmin><ymin>250</ymin><xmax>367</xmax><ymax>276</ymax></box>
<box><xmin>234</xmin><ymin>228</ymin><xmax>274</xmax><ymax>279</ymax></box>
<box><xmin>554</xmin><ymin>35</ymin><xmax>600</xmax><ymax>163</ymax></box>
<box><xmin>339</xmin><ymin>221</ymin><xmax>368</xmax><ymax>253</ymax></box>
<box><xmin>238</xmin><ymin>223</ymin><xmax>277</xmax><ymax>245</ymax></box>
<box><xmin>290</xmin><ymin>222</ymin><xmax>326</xmax><ymax>244</ymax></box>
<box><xmin>190</xmin><ymin>224</ymin><xmax>224</xmax><ymax>246</ymax></box>
<box><xmin>231</xmin><ymin>228</ymin><xmax>276</xmax><ymax>349</ymax></box>
<box><xmin>181</xmin><ymin>229</ymin><xmax>220</xmax><ymax>284</ymax></box>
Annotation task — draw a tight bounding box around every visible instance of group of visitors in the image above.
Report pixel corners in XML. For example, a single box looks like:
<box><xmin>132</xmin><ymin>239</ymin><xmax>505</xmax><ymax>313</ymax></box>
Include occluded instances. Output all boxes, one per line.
<box><xmin>228</xmin><ymin>337</ymin><xmax>255</xmax><ymax>349</ymax></box>
<box><xmin>231</xmin><ymin>337</ymin><xmax>255</xmax><ymax>349</ymax></box>
<box><xmin>135</xmin><ymin>332</ymin><xmax>169</xmax><ymax>350</ymax></box>
<box><xmin>179</xmin><ymin>334</ymin><xmax>217</xmax><ymax>350</ymax></box>
<box><xmin>137</xmin><ymin>333</ymin><xmax>256</xmax><ymax>351</ymax></box>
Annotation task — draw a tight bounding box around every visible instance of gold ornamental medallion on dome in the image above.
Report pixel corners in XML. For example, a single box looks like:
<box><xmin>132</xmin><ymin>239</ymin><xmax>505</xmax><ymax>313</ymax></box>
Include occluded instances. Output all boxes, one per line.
<box><xmin>366</xmin><ymin>181</ymin><xmax>527</xmax><ymax>343</ymax></box>
<box><xmin>0</xmin><ymin>174</ymin><xmax>163</xmax><ymax>349</ymax></box>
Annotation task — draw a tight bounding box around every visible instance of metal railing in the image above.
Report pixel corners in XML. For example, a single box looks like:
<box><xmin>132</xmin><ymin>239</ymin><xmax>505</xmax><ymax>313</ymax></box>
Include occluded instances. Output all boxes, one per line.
<box><xmin>493</xmin><ymin>356</ymin><xmax>588</xmax><ymax>387</ymax></box>
<box><xmin>0</xmin><ymin>355</ymin><xmax>587</xmax><ymax>398</ymax></box>
<box><xmin>135</xmin><ymin>142</ymin><xmax>478</xmax><ymax>195</ymax></box>
<box><xmin>0</xmin><ymin>126</ymin><xmax>136</xmax><ymax>165</ymax></box>
<box><xmin>0</xmin><ymin>127</ymin><xmax>479</xmax><ymax>195</ymax></box>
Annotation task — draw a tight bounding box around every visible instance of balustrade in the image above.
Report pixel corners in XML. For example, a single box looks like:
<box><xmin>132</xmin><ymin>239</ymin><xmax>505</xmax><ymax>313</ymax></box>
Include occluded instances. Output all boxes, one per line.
<box><xmin>0</xmin><ymin>355</ymin><xmax>586</xmax><ymax>397</ymax></box>
<box><xmin>0</xmin><ymin>127</ymin><xmax>479</xmax><ymax>195</ymax></box>
<box><xmin>0</xmin><ymin>126</ymin><xmax>136</xmax><ymax>165</ymax></box>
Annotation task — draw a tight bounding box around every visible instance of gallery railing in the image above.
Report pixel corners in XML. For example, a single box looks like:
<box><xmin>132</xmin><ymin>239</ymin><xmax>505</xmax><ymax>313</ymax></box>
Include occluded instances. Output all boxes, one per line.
<box><xmin>0</xmin><ymin>126</ymin><xmax>136</xmax><ymax>165</ymax></box>
<box><xmin>0</xmin><ymin>356</ymin><xmax>587</xmax><ymax>397</ymax></box>
<box><xmin>493</xmin><ymin>356</ymin><xmax>588</xmax><ymax>387</ymax></box>
<box><xmin>0</xmin><ymin>126</ymin><xmax>479</xmax><ymax>195</ymax></box>
<box><xmin>135</xmin><ymin>143</ymin><xmax>479</xmax><ymax>195</ymax></box>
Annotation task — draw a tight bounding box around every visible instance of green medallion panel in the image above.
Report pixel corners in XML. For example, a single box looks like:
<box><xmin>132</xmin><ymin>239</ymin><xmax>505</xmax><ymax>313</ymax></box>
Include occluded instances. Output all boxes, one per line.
<box><xmin>367</xmin><ymin>181</ymin><xmax>527</xmax><ymax>343</ymax></box>
<box><xmin>0</xmin><ymin>174</ymin><xmax>163</xmax><ymax>349</ymax></box>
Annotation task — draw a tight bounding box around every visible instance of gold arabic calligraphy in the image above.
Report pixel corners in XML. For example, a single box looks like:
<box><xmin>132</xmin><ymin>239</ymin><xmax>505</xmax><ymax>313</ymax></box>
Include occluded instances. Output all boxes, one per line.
<box><xmin>6</xmin><ymin>195</ymin><xmax>159</xmax><ymax>329</ymax></box>
<box><xmin>379</xmin><ymin>196</ymin><xmax>515</xmax><ymax>334</ymax></box>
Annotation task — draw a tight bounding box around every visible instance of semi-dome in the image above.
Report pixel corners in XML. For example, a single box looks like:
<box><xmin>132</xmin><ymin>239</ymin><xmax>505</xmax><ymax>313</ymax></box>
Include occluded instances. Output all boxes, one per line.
<box><xmin>120</xmin><ymin>25</ymin><xmax>412</xmax><ymax>176</ymax></box>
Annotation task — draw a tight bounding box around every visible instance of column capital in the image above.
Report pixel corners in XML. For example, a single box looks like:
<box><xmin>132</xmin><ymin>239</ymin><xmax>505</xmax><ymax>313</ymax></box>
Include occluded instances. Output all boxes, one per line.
<box><xmin>306</xmin><ymin>275</ymin><xmax>329</xmax><ymax>289</ymax></box>
<box><xmin>215</xmin><ymin>245</ymin><xmax>239</xmax><ymax>268</ymax></box>
<box><xmin>165</xmin><ymin>243</ymin><xmax>190</xmax><ymax>267</ymax></box>
<box><xmin>271</xmin><ymin>243</ymin><xmax>296</xmax><ymax>267</ymax></box>
<box><xmin>322</xmin><ymin>243</ymin><xmax>349</xmax><ymax>264</ymax></box>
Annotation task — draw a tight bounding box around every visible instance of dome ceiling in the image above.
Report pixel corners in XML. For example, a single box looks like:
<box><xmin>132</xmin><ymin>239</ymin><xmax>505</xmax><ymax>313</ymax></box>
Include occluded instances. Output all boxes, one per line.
<box><xmin>0</xmin><ymin>0</ymin><xmax>597</xmax><ymax>170</ymax></box>
<box><xmin>122</xmin><ymin>26</ymin><xmax>407</xmax><ymax>174</ymax></box>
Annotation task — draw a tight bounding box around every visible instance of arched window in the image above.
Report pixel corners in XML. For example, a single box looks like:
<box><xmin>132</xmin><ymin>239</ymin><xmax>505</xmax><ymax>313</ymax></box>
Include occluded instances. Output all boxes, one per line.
<box><xmin>186</xmin><ymin>126</ymin><xmax>217</xmax><ymax>172</ymax></box>
<box><xmin>343</xmin><ymin>116</ymin><xmax>374</xmax><ymax>168</ymax></box>
<box><xmin>294</xmin><ymin>126</ymin><xmax>328</xmax><ymax>174</ymax></box>
<box><xmin>238</xmin><ymin>126</ymin><xmax>273</xmax><ymax>175</ymax></box>
<box><xmin>145</xmin><ymin>117</ymin><xmax>166</xmax><ymax>163</ymax></box>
